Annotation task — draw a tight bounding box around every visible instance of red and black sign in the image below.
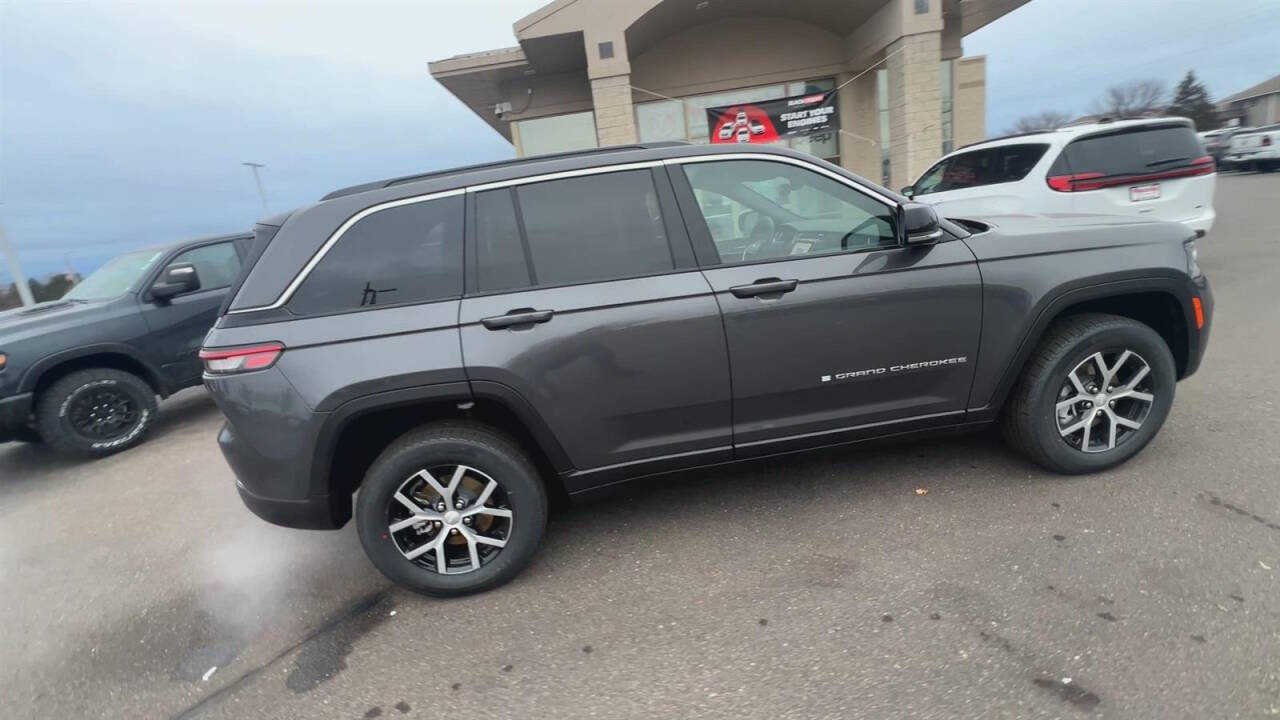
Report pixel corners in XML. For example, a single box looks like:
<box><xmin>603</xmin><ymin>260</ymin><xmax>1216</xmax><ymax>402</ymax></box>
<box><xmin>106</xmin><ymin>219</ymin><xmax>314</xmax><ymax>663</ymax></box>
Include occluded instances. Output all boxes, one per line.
<box><xmin>706</xmin><ymin>92</ymin><xmax>839</xmax><ymax>145</ymax></box>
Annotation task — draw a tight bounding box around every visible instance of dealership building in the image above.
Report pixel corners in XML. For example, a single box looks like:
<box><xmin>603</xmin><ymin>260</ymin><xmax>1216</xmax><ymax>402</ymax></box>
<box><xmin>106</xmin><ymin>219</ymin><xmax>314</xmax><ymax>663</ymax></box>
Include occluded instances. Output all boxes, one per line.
<box><xmin>429</xmin><ymin>0</ymin><xmax>1027</xmax><ymax>190</ymax></box>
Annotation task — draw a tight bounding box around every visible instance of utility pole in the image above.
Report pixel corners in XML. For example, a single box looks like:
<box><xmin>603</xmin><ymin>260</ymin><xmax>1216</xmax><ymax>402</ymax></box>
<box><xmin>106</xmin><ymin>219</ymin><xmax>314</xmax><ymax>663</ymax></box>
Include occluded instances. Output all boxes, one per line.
<box><xmin>242</xmin><ymin>162</ymin><xmax>270</xmax><ymax>215</ymax></box>
<box><xmin>0</xmin><ymin>212</ymin><xmax>35</xmax><ymax>307</ymax></box>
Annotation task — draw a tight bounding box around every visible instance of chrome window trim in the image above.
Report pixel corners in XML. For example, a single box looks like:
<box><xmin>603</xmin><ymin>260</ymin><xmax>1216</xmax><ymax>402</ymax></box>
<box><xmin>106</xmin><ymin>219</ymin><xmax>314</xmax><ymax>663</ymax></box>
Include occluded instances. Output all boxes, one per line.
<box><xmin>229</xmin><ymin>153</ymin><xmax>898</xmax><ymax>315</ymax></box>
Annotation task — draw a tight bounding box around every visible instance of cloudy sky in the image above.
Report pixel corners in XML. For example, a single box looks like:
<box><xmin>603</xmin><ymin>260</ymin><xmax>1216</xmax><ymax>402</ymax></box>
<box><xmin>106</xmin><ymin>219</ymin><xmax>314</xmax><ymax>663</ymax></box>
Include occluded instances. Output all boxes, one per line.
<box><xmin>1</xmin><ymin>0</ymin><xmax>1277</xmax><ymax>281</ymax></box>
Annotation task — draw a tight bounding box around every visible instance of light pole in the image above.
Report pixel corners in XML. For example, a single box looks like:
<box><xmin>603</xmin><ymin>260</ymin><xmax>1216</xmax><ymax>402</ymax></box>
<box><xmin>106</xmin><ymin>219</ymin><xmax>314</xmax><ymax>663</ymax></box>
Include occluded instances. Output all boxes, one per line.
<box><xmin>0</xmin><ymin>209</ymin><xmax>35</xmax><ymax>307</ymax></box>
<box><xmin>242</xmin><ymin>162</ymin><xmax>270</xmax><ymax>215</ymax></box>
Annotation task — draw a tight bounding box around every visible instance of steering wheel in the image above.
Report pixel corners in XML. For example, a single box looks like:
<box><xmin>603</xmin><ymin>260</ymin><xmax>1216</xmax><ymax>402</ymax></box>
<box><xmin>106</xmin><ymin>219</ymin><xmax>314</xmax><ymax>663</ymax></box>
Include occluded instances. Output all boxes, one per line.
<box><xmin>840</xmin><ymin>217</ymin><xmax>884</xmax><ymax>250</ymax></box>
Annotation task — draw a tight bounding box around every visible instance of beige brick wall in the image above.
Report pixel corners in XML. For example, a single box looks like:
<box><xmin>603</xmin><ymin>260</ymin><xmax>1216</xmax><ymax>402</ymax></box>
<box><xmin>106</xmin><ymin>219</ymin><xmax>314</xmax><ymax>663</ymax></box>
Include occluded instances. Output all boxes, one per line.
<box><xmin>836</xmin><ymin>69</ymin><xmax>881</xmax><ymax>181</ymax></box>
<box><xmin>953</xmin><ymin>56</ymin><xmax>987</xmax><ymax>148</ymax></box>
<box><xmin>886</xmin><ymin>31</ymin><xmax>943</xmax><ymax>191</ymax></box>
<box><xmin>590</xmin><ymin>74</ymin><xmax>638</xmax><ymax>146</ymax></box>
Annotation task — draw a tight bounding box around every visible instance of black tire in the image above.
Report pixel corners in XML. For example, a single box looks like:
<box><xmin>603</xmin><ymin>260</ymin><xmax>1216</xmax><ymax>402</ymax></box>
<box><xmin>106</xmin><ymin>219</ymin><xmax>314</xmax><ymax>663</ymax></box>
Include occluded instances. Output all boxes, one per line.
<box><xmin>11</xmin><ymin>426</ymin><xmax>42</xmax><ymax>444</ymax></box>
<box><xmin>356</xmin><ymin>421</ymin><xmax>548</xmax><ymax>597</ymax></box>
<box><xmin>35</xmin><ymin>368</ymin><xmax>158</xmax><ymax>457</ymax></box>
<box><xmin>1002</xmin><ymin>313</ymin><xmax>1176</xmax><ymax>474</ymax></box>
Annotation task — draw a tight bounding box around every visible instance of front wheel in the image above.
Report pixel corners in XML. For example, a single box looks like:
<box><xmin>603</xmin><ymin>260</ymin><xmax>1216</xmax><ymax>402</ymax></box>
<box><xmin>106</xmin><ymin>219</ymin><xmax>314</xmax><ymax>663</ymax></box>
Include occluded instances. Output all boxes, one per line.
<box><xmin>356</xmin><ymin>422</ymin><xmax>548</xmax><ymax>597</ymax></box>
<box><xmin>1003</xmin><ymin>313</ymin><xmax>1176</xmax><ymax>474</ymax></box>
<box><xmin>35</xmin><ymin>368</ymin><xmax>158</xmax><ymax>456</ymax></box>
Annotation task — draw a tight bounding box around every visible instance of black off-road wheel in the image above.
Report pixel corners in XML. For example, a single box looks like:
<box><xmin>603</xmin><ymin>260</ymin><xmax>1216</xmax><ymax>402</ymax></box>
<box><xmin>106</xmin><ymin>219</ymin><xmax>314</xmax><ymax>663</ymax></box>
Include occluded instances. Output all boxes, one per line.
<box><xmin>356</xmin><ymin>422</ymin><xmax>548</xmax><ymax>597</ymax></box>
<box><xmin>35</xmin><ymin>369</ymin><xmax>158</xmax><ymax>457</ymax></box>
<box><xmin>1003</xmin><ymin>313</ymin><xmax>1176</xmax><ymax>474</ymax></box>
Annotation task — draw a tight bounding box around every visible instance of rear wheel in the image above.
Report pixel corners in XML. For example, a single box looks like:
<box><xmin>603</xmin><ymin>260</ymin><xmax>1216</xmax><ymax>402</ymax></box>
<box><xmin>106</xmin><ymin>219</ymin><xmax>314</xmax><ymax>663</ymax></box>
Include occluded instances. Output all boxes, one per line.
<box><xmin>1002</xmin><ymin>313</ymin><xmax>1176</xmax><ymax>474</ymax></box>
<box><xmin>35</xmin><ymin>368</ymin><xmax>158</xmax><ymax>457</ymax></box>
<box><xmin>356</xmin><ymin>422</ymin><xmax>547</xmax><ymax>596</ymax></box>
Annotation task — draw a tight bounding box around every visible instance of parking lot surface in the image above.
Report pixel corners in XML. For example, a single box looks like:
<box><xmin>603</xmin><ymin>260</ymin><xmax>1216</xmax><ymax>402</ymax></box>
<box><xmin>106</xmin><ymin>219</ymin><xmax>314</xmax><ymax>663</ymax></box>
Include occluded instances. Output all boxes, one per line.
<box><xmin>2</xmin><ymin>172</ymin><xmax>1278</xmax><ymax>720</ymax></box>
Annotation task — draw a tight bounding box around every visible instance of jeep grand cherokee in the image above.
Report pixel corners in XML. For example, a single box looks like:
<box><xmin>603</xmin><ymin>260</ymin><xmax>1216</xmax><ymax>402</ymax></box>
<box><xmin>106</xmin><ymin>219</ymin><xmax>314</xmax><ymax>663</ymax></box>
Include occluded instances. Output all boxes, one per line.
<box><xmin>201</xmin><ymin>143</ymin><xmax>1212</xmax><ymax>596</ymax></box>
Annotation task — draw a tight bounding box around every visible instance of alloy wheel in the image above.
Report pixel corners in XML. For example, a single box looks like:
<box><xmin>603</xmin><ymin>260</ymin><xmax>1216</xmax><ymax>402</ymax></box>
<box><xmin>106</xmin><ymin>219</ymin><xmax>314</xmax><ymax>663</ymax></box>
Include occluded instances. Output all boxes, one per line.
<box><xmin>1055</xmin><ymin>349</ymin><xmax>1155</xmax><ymax>453</ymax></box>
<box><xmin>67</xmin><ymin>387</ymin><xmax>139</xmax><ymax>441</ymax></box>
<box><xmin>386</xmin><ymin>465</ymin><xmax>514</xmax><ymax>574</ymax></box>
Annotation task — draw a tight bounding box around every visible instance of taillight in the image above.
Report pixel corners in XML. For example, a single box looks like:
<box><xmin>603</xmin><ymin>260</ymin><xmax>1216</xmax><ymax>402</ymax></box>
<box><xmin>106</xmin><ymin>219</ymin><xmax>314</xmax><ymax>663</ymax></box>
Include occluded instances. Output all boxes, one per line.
<box><xmin>199</xmin><ymin>342</ymin><xmax>284</xmax><ymax>374</ymax></box>
<box><xmin>1047</xmin><ymin>155</ymin><xmax>1215</xmax><ymax>192</ymax></box>
<box><xmin>1047</xmin><ymin>172</ymin><xmax>1104</xmax><ymax>192</ymax></box>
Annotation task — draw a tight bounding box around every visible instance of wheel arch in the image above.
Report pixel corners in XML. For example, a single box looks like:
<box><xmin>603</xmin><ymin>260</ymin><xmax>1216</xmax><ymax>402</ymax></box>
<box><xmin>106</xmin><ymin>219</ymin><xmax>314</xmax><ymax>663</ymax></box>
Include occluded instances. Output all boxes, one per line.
<box><xmin>975</xmin><ymin>276</ymin><xmax>1196</xmax><ymax>421</ymax></box>
<box><xmin>22</xmin><ymin>345</ymin><xmax>169</xmax><ymax>401</ymax></box>
<box><xmin>317</xmin><ymin>381</ymin><xmax>573</xmax><ymax>526</ymax></box>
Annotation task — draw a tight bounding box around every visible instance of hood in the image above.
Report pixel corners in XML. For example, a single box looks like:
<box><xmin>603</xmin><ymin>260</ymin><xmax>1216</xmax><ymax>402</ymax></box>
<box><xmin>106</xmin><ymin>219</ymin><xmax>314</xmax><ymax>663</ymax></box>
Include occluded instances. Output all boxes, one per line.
<box><xmin>0</xmin><ymin>299</ymin><xmax>117</xmax><ymax>343</ymax></box>
<box><xmin>955</xmin><ymin>212</ymin><xmax>1190</xmax><ymax>263</ymax></box>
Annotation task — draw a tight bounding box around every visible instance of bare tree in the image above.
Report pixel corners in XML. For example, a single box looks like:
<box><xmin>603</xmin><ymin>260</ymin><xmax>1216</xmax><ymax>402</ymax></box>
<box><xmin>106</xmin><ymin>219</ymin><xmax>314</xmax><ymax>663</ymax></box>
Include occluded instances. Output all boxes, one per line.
<box><xmin>1008</xmin><ymin>110</ymin><xmax>1073</xmax><ymax>133</ymax></box>
<box><xmin>1090</xmin><ymin>79</ymin><xmax>1167</xmax><ymax>119</ymax></box>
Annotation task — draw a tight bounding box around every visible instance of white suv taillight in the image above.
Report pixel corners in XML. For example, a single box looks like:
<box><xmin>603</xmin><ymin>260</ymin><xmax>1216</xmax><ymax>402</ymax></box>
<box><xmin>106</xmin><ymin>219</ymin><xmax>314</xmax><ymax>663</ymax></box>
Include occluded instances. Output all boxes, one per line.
<box><xmin>199</xmin><ymin>342</ymin><xmax>284</xmax><ymax>374</ymax></box>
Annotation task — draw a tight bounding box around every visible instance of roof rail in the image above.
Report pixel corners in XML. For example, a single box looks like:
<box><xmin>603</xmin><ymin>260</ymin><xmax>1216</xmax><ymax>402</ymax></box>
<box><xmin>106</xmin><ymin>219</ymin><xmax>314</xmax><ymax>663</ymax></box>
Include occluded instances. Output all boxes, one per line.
<box><xmin>320</xmin><ymin>142</ymin><xmax>690</xmax><ymax>201</ymax></box>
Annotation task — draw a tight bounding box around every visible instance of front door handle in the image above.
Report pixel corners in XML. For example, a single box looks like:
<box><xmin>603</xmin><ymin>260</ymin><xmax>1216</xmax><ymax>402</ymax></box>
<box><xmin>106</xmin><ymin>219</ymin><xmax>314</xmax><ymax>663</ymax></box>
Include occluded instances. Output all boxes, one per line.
<box><xmin>729</xmin><ymin>278</ymin><xmax>799</xmax><ymax>299</ymax></box>
<box><xmin>481</xmin><ymin>308</ymin><xmax>555</xmax><ymax>330</ymax></box>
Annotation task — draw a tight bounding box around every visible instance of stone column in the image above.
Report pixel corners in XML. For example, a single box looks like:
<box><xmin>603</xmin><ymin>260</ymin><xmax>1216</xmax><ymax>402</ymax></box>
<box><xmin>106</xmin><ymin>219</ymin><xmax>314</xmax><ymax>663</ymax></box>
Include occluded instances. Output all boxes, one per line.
<box><xmin>590</xmin><ymin>74</ymin><xmax>638</xmax><ymax>147</ymax></box>
<box><xmin>886</xmin><ymin>31</ymin><xmax>943</xmax><ymax>191</ymax></box>
<box><xmin>953</xmin><ymin>56</ymin><xmax>987</xmax><ymax>148</ymax></box>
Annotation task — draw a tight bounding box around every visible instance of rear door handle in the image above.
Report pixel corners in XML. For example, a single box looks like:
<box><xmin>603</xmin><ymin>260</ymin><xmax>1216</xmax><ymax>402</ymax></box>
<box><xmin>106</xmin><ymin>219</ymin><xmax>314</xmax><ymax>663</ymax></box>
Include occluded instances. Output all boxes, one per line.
<box><xmin>481</xmin><ymin>308</ymin><xmax>555</xmax><ymax>330</ymax></box>
<box><xmin>729</xmin><ymin>278</ymin><xmax>799</xmax><ymax>299</ymax></box>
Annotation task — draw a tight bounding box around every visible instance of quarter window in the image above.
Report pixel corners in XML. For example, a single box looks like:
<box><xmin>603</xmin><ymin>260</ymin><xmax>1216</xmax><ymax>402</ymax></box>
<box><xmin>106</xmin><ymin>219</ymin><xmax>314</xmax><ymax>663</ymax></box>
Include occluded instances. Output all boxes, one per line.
<box><xmin>474</xmin><ymin>170</ymin><xmax>676</xmax><ymax>291</ymax></box>
<box><xmin>681</xmin><ymin>160</ymin><xmax>897</xmax><ymax>265</ymax></box>
<box><xmin>170</xmin><ymin>242</ymin><xmax>241</xmax><ymax>291</ymax></box>
<box><xmin>913</xmin><ymin>143</ymin><xmax>1049</xmax><ymax>196</ymax></box>
<box><xmin>288</xmin><ymin>195</ymin><xmax>463</xmax><ymax>315</ymax></box>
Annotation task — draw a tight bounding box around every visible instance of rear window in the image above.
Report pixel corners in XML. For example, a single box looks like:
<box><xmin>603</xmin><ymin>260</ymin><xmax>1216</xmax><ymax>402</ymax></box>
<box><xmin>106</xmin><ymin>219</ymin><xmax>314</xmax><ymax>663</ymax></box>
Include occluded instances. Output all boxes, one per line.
<box><xmin>1049</xmin><ymin>125</ymin><xmax>1205</xmax><ymax>178</ymax></box>
<box><xmin>288</xmin><ymin>195</ymin><xmax>463</xmax><ymax>316</ymax></box>
<box><xmin>913</xmin><ymin>143</ymin><xmax>1049</xmax><ymax>195</ymax></box>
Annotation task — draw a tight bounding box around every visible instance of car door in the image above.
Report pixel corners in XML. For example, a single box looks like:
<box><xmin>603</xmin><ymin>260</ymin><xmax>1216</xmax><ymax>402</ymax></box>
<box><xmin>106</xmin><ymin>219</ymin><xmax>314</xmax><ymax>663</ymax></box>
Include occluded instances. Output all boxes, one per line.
<box><xmin>909</xmin><ymin>143</ymin><xmax>1054</xmax><ymax>217</ymax></box>
<box><xmin>670</xmin><ymin>156</ymin><xmax>982</xmax><ymax>457</ymax></box>
<box><xmin>459</xmin><ymin>167</ymin><xmax>732</xmax><ymax>488</ymax></box>
<box><xmin>138</xmin><ymin>241</ymin><xmax>242</xmax><ymax>387</ymax></box>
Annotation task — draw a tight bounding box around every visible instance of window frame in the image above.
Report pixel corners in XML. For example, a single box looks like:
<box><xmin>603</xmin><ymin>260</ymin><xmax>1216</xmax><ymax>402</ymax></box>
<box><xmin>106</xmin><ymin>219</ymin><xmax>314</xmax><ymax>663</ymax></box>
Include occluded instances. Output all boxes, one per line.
<box><xmin>666</xmin><ymin>156</ymin><xmax>904</xmax><ymax>269</ymax></box>
<box><xmin>463</xmin><ymin>166</ymin><xmax>697</xmax><ymax>298</ymax></box>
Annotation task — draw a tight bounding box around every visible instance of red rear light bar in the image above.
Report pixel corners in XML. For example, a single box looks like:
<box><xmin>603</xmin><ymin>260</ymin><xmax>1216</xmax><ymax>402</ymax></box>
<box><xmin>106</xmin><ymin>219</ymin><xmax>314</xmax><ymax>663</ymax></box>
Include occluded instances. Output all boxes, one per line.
<box><xmin>1047</xmin><ymin>155</ymin><xmax>1215</xmax><ymax>192</ymax></box>
<box><xmin>199</xmin><ymin>342</ymin><xmax>284</xmax><ymax>374</ymax></box>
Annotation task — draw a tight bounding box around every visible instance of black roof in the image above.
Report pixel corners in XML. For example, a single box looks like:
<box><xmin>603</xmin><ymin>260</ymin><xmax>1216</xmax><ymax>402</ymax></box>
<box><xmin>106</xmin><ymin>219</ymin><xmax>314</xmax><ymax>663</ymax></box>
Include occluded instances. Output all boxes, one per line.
<box><xmin>320</xmin><ymin>142</ymin><xmax>690</xmax><ymax>201</ymax></box>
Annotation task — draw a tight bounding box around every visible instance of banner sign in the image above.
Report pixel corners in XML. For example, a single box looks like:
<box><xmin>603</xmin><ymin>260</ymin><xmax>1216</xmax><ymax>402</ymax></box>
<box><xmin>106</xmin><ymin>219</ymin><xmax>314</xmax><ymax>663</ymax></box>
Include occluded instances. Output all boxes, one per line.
<box><xmin>706</xmin><ymin>92</ymin><xmax>839</xmax><ymax>145</ymax></box>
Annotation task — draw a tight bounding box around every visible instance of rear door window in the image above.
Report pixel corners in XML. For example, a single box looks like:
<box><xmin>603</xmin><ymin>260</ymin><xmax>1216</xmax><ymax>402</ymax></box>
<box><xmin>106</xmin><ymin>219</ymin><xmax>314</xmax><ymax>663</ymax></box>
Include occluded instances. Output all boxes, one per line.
<box><xmin>473</xmin><ymin>170</ymin><xmax>676</xmax><ymax>291</ymax></box>
<box><xmin>288</xmin><ymin>194</ymin><xmax>463</xmax><ymax>315</ymax></box>
<box><xmin>913</xmin><ymin>143</ymin><xmax>1049</xmax><ymax>195</ymax></box>
<box><xmin>1050</xmin><ymin>125</ymin><xmax>1206</xmax><ymax>178</ymax></box>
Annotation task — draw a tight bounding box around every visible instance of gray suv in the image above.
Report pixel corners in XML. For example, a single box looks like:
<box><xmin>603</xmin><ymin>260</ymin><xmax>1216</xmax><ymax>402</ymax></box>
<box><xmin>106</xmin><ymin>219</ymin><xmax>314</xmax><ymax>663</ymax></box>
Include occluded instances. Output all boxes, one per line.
<box><xmin>202</xmin><ymin>143</ymin><xmax>1212</xmax><ymax>596</ymax></box>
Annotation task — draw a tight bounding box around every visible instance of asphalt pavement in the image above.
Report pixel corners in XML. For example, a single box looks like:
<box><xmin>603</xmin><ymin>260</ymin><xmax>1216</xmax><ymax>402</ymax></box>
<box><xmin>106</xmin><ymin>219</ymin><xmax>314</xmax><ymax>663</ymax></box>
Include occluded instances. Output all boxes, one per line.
<box><xmin>2</xmin><ymin>172</ymin><xmax>1278</xmax><ymax>720</ymax></box>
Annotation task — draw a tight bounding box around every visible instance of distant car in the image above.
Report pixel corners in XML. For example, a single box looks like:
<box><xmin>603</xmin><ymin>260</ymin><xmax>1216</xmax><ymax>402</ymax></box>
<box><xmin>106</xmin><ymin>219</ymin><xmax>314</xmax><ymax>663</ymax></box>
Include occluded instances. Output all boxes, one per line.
<box><xmin>718</xmin><ymin>123</ymin><xmax>735</xmax><ymax>140</ymax></box>
<box><xmin>736</xmin><ymin>127</ymin><xmax>752</xmax><ymax>143</ymax></box>
<box><xmin>735</xmin><ymin>111</ymin><xmax>748</xmax><ymax>127</ymax></box>
<box><xmin>1201</xmin><ymin>126</ymin><xmax>1254</xmax><ymax>169</ymax></box>
<box><xmin>0</xmin><ymin>232</ymin><xmax>252</xmax><ymax>455</ymax></box>
<box><xmin>749</xmin><ymin>120</ymin><xmax>766</xmax><ymax>135</ymax></box>
<box><xmin>904</xmin><ymin>117</ymin><xmax>1217</xmax><ymax>237</ymax></box>
<box><xmin>1224</xmin><ymin>124</ymin><xmax>1280</xmax><ymax>172</ymax></box>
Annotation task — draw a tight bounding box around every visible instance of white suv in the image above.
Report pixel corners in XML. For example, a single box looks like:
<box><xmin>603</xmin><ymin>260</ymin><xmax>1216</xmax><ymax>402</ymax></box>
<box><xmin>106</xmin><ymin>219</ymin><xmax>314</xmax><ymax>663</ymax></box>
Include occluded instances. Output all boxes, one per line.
<box><xmin>904</xmin><ymin>118</ymin><xmax>1216</xmax><ymax>237</ymax></box>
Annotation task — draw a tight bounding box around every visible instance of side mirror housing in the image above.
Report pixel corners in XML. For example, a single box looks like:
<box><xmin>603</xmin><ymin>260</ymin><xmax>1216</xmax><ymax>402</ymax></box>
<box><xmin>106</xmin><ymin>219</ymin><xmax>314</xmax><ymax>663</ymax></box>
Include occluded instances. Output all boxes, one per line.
<box><xmin>901</xmin><ymin>202</ymin><xmax>943</xmax><ymax>246</ymax></box>
<box><xmin>901</xmin><ymin>186</ymin><xmax>915</xmax><ymax>198</ymax></box>
<box><xmin>151</xmin><ymin>262</ymin><xmax>201</xmax><ymax>301</ymax></box>
<box><xmin>737</xmin><ymin>210</ymin><xmax>760</xmax><ymax>236</ymax></box>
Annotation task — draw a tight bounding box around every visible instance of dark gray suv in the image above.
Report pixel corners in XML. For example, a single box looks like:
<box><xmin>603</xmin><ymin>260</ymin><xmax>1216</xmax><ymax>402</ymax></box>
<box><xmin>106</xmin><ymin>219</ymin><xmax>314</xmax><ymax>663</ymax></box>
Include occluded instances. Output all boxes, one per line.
<box><xmin>202</xmin><ymin>143</ymin><xmax>1212</xmax><ymax>596</ymax></box>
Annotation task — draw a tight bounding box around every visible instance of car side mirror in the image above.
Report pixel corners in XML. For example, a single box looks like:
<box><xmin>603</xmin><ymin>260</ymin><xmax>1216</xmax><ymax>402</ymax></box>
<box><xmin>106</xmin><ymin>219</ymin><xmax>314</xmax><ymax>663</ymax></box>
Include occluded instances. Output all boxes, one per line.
<box><xmin>151</xmin><ymin>262</ymin><xmax>201</xmax><ymax>301</ymax></box>
<box><xmin>901</xmin><ymin>186</ymin><xmax>915</xmax><ymax>198</ymax></box>
<box><xmin>738</xmin><ymin>210</ymin><xmax>759</xmax><ymax>236</ymax></box>
<box><xmin>901</xmin><ymin>203</ymin><xmax>943</xmax><ymax>246</ymax></box>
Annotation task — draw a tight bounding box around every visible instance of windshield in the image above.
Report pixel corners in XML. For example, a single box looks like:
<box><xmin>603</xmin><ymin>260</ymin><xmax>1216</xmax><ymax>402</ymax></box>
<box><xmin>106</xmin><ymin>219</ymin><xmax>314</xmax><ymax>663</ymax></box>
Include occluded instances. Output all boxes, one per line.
<box><xmin>63</xmin><ymin>249</ymin><xmax>164</xmax><ymax>301</ymax></box>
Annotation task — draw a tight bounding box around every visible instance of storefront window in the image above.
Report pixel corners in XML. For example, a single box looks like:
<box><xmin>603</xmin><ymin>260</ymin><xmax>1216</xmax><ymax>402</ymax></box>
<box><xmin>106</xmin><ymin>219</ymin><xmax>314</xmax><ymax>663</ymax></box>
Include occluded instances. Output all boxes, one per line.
<box><xmin>633</xmin><ymin>79</ymin><xmax>839</xmax><ymax>162</ymax></box>
<box><xmin>515</xmin><ymin>111</ymin><xmax>598</xmax><ymax>156</ymax></box>
<box><xmin>940</xmin><ymin>60</ymin><xmax>954</xmax><ymax>155</ymax></box>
